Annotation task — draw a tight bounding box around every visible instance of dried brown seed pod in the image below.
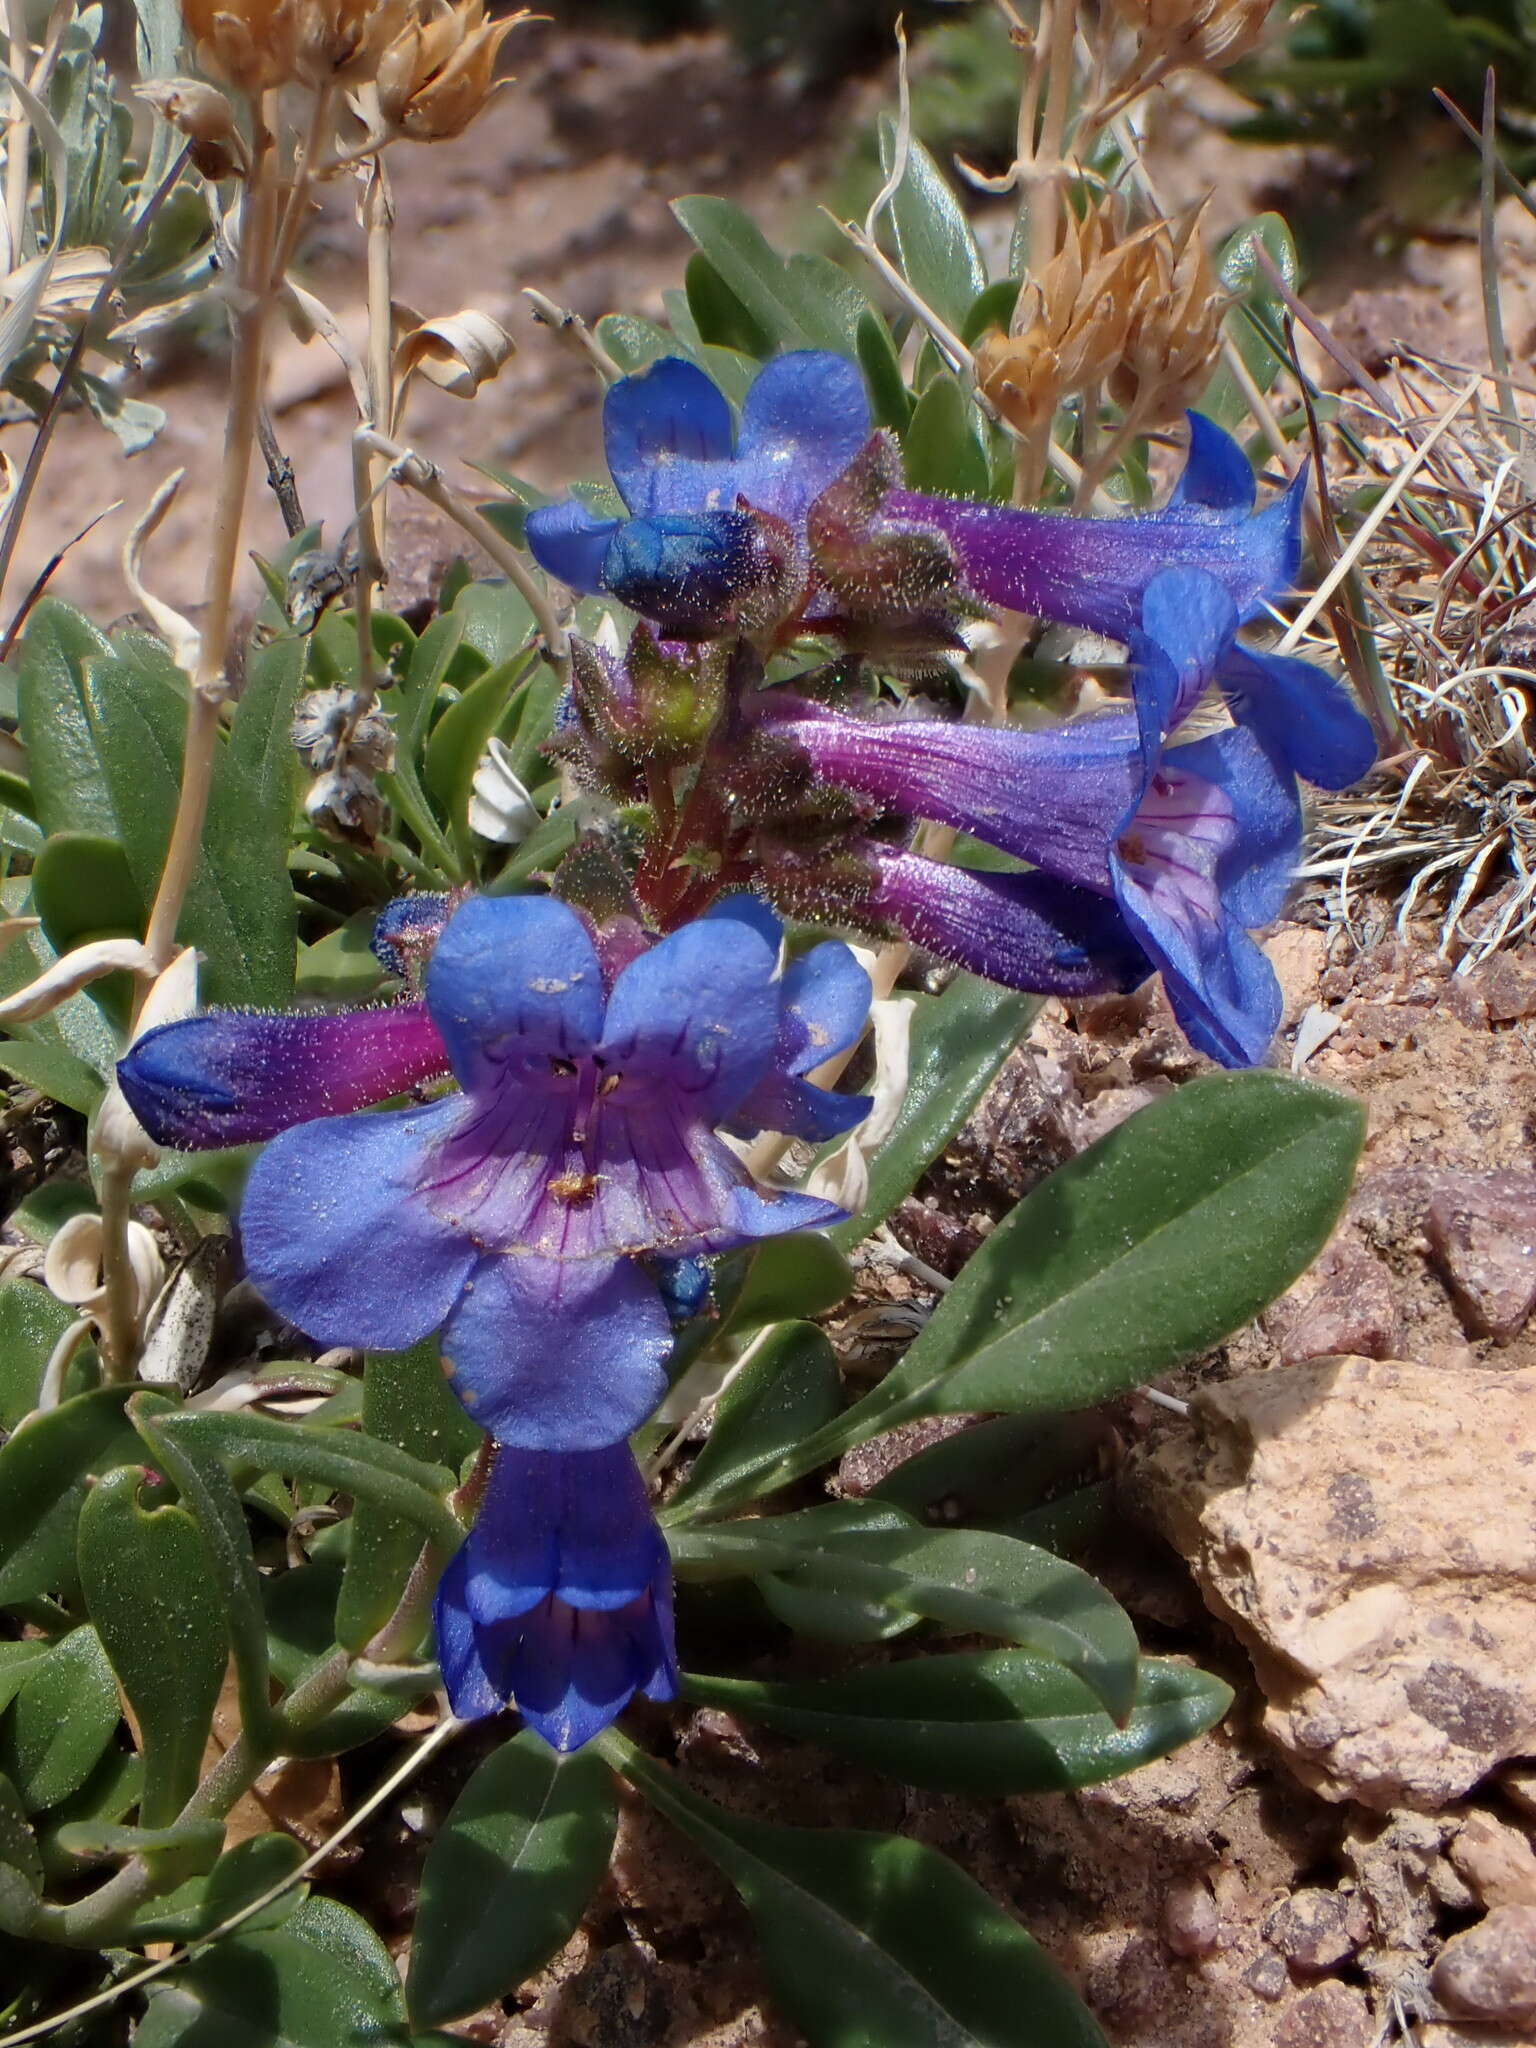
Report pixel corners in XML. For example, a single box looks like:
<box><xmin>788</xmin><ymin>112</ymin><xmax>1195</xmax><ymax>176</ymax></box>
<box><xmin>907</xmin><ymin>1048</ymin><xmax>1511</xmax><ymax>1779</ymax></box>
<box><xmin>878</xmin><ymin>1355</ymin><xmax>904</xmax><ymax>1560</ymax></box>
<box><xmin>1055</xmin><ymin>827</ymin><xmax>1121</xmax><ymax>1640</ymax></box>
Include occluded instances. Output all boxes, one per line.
<box><xmin>377</xmin><ymin>0</ymin><xmax>530</xmax><ymax>141</ymax></box>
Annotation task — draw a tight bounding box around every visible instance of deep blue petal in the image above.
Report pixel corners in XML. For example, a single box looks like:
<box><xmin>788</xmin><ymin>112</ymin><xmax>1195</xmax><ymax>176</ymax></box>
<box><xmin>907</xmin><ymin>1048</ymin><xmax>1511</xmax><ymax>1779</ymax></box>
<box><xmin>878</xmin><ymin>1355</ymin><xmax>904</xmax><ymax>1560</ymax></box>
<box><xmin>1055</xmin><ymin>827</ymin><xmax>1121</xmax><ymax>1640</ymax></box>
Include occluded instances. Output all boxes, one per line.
<box><xmin>459</xmin><ymin>1446</ymin><xmax>660</xmax><ymax>1620</ymax></box>
<box><xmin>116</xmin><ymin>1002</ymin><xmax>449</xmax><ymax>1149</ymax></box>
<box><xmin>703</xmin><ymin>892</ymin><xmax>783</xmax><ymax>954</ymax></box>
<box><xmin>735</xmin><ymin>350</ymin><xmax>871</xmax><ymax>523</ymax></box>
<box><xmin>433</xmin><ymin>1554</ymin><xmax>512</xmax><ymax>1721</ymax></box>
<box><xmin>1170</xmin><ymin>412</ymin><xmax>1259</xmax><ymax>515</ymax></box>
<box><xmin>1221</xmin><ymin>643</ymin><xmax>1378</xmax><ymax>792</ymax></box>
<box><xmin>371</xmin><ymin>894</ymin><xmax>452</xmax><ymax>978</ymax></box>
<box><xmin>601</xmin><ymin>511</ymin><xmax>759</xmax><ymax>629</ymax></box>
<box><xmin>775</xmin><ymin>940</ymin><xmax>872</xmax><ymax>1077</ymax></box>
<box><xmin>240</xmin><ymin>1098</ymin><xmax>475</xmax><ymax>1350</ymax></box>
<box><xmin>732</xmin><ymin>1070</ymin><xmax>873</xmax><ymax>1143</ymax></box>
<box><xmin>721</xmin><ymin>1181</ymin><xmax>851</xmax><ymax>1242</ymax></box>
<box><xmin>1132</xmin><ymin>569</ymin><xmax>1241</xmax><ymax>749</ymax></box>
<box><xmin>1114</xmin><ymin>865</ymin><xmax>1283</xmax><ymax>1068</ymax></box>
<box><xmin>603</xmin><ymin>356</ymin><xmax>736</xmax><ymax>515</ymax></box>
<box><xmin>426</xmin><ymin>894</ymin><xmax>604</xmax><ymax>1091</ymax></box>
<box><xmin>525</xmin><ymin>498</ymin><xmax>623</xmax><ymax>594</ymax></box>
<box><xmin>440</xmin><ymin>1252</ymin><xmax>672</xmax><ymax>1451</ymax></box>
<box><xmin>600</xmin><ymin>913</ymin><xmax>780</xmax><ymax>1122</ymax></box>
<box><xmin>509</xmin><ymin>1599</ymin><xmax>655</xmax><ymax>1751</ymax></box>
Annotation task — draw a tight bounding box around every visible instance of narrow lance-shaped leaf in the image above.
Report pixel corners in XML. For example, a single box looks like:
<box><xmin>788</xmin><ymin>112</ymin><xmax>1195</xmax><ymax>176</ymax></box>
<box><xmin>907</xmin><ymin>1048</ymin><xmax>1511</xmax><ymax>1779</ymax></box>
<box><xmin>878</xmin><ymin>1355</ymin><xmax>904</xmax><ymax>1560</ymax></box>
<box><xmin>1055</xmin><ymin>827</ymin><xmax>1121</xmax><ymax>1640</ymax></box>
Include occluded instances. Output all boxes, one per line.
<box><xmin>664</xmin><ymin>1321</ymin><xmax>843</xmax><ymax>1523</ymax></box>
<box><xmin>617</xmin><ymin>1747</ymin><xmax>1111</xmax><ymax>2048</ymax></box>
<box><xmin>672</xmin><ymin>1519</ymin><xmax>1139</xmax><ymax>1723</ymax></box>
<box><xmin>408</xmin><ymin>1731</ymin><xmax>617</xmax><ymax>2027</ymax></box>
<box><xmin>684</xmin><ymin>1652</ymin><xmax>1232</xmax><ymax>1796</ymax></box>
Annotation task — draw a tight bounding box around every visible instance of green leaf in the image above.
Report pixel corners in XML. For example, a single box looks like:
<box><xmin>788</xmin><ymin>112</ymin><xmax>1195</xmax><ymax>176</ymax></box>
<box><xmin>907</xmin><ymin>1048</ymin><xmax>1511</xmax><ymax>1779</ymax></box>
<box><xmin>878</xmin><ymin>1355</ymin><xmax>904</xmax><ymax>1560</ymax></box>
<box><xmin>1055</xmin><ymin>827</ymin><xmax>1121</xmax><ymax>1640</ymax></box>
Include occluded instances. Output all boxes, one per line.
<box><xmin>130</xmin><ymin>1395</ymin><xmax>278</xmax><ymax>1756</ymax></box>
<box><xmin>0</xmin><ymin>1273</ymin><xmax>94</xmax><ymax>1427</ymax></box>
<box><xmin>451</xmin><ymin>579</ymin><xmax>537</xmax><ymax>670</ymax></box>
<box><xmin>31</xmin><ymin>831</ymin><xmax>143</xmax><ymax>950</ymax></box>
<box><xmin>856</xmin><ymin>308</ymin><xmax>911</xmax><ymax>433</ymax></box>
<box><xmin>337</xmin><ymin>1338</ymin><xmax>483</xmax><ymax>1652</ymax></box>
<box><xmin>296</xmin><ymin>913</ymin><xmax>388</xmax><ymax>1002</ymax></box>
<box><xmin>84</xmin><ymin>636</ymin><xmax>297</xmax><ymax>1007</ymax></box>
<box><xmin>265</xmin><ymin>1562</ymin><xmax>431</xmax><ymax>1755</ymax></box>
<box><xmin>0</xmin><ymin>1626</ymin><xmax>121</xmax><ymax>1812</ymax></box>
<box><xmin>382</xmin><ymin>613</ymin><xmax>466</xmax><ymax>882</ymax></box>
<box><xmin>876</xmin><ymin>116</ymin><xmax>988</xmax><ymax>333</ymax></box>
<box><xmin>728</xmin><ymin>1233</ymin><xmax>853</xmax><ymax>1335</ymax></box>
<box><xmin>126</xmin><ymin>1833</ymin><xmax>308</xmax><ymax>1942</ymax></box>
<box><xmin>54</xmin><ymin>1817</ymin><xmax>225</xmax><ymax>1864</ymax></box>
<box><xmin>827</xmin><ymin>977</ymin><xmax>1036</xmax><ymax>1252</ymax></box>
<box><xmin>0</xmin><ymin>1644</ymin><xmax>50</xmax><ymax>1715</ymax></box>
<box><xmin>154</xmin><ymin>1410</ymin><xmax>463</xmax><ymax>1551</ymax></box>
<box><xmin>961</xmin><ymin>277</ymin><xmax>1021</xmax><ymax>347</ymax></box>
<box><xmin>902</xmin><ymin>373</ymin><xmax>991</xmax><ymax>498</ymax></box>
<box><xmin>0</xmin><ymin>1386</ymin><xmax>138</xmax><ymax>1602</ymax></box>
<box><xmin>870</xmin><ymin>1414</ymin><xmax>1107</xmax><ymax>1524</ymax></box>
<box><xmin>1197</xmin><ymin>213</ymin><xmax>1300</xmax><ymax>431</ymax></box>
<box><xmin>0</xmin><ymin>1772</ymin><xmax>41</xmax><ymax>1929</ymax></box>
<box><xmin>836</xmin><ymin>1072</ymin><xmax>1364</xmax><ymax>1438</ymax></box>
<box><xmin>673</xmin><ymin>1520</ymin><xmax>1137</xmax><ymax>1720</ymax></box>
<box><xmin>407</xmin><ymin>1731</ymin><xmax>616</xmax><ymax>2026</ymax></box>
<box><xmin>15</xmin><ymin>600</ymin><xmax>117</xmax><ymax>838</ymax></box>
<box><xmin>686</xmin><ymin>251</ymin><xmax>777</xmax><ymax>357</ymax></box>
<box><xmin>135</xmin><ymin>1915</ymin><xmax>408</xmax><ymax>2048</ymax></box>
<box><xmin>619</xmin><ymin>1751</ymin><xmax>1110</xmax><ymax>2048</ymax></box>
<box><xmin>77</xmin><ymin>1470</ymin><xmax>228</xmax><ymax>1845</ymax></box>
<box><xmin>0</xmin><ymin>1038</ymin><xmax>106</xmax><ymax>1115</ymax></box>
<box><xmin>685</xmin><ymin>1652</ymin><xmax>1230</xmax><ymax>1795</ymax></box>
<box><xmin>672</xmin><ymin>197</ymin><xmax>866</xmax><ymax>355</ymax></box>
<box><xmin>665</xmin><ymin>1322</ymin><xmax>842</xmax><ymax>1522</ymax></box>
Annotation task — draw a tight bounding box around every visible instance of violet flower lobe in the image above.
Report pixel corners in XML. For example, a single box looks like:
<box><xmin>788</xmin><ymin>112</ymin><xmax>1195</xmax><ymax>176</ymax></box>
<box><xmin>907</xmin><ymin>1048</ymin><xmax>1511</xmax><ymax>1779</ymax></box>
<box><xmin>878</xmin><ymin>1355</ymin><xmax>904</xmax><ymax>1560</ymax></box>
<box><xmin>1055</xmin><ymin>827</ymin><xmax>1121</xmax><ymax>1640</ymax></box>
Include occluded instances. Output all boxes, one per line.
<box><xmin>889</xmin><ymin>412</ymin><xmax>1309</xmax><ymax>643</ymax></box>
<box><xmin>764</xmin><ymin>569</ymin><xmax>1302</xmax><ymax>1067</ymax></box>
<box><xmin>118</xmin><ymin>894</ymin><xmax>871</xmax><ymax>1452</ymax></box>
<box><xmin>526</xmin><ymin>352</ymin><xmax>871</xmax><ymax>635</ymax></box>
<box><xmin>435</xmin><ymin>1442</ymin><xmax>677</xmax><ymax>1751</ymax></box>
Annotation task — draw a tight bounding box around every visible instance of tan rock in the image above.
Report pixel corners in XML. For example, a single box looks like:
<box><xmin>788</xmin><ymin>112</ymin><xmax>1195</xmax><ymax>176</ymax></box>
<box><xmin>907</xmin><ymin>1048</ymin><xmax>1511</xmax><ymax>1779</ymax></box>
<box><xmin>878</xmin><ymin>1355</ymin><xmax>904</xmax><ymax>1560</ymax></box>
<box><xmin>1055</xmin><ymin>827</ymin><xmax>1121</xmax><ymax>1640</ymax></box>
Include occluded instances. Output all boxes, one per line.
<box><xmin>1134</xmin><ymin>1358</ymin><xmax>1536</xmax><ymax>1809</ymax></box>
<box><xmin>1273</xmin><ymin>1982</ymin><xmax>1373</xmax><ymax>2048</ymax></box>
<box><xmin>1501</xmin><ymin>1765</ymin><xmax>1536</xmax><ymax>1823</ymax></box>
<box><xmin>1451</xmin><ymin>1812</ymin><xmax>1536</xmax><ymax>1909</ymax></box>
<box><xmin>1432</xmin><ymin>1907</ymin><xmax>1536</xmax><ymax>2027</ymax></box>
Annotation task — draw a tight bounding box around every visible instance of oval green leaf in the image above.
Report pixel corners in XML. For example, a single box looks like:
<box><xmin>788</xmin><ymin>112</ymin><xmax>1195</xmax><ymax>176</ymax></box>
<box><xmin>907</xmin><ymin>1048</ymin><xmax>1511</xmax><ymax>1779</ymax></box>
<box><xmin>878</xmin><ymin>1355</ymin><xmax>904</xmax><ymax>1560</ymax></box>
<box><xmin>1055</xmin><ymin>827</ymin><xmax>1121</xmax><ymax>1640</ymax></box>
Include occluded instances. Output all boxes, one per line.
<box><xmin>77</xmin><ymin>1469</ymin><xmax>228</xmax><ymax>1836</ymax></box>
<box><xmin>0</xmin><ymin>1626</ymin><xmax>122</xmax><ymax>1812</ymax></box>
<box><xmin>407</xmin><ymin>1730</ymin><xmax>616</xmax><ymax>2027</ymax></box>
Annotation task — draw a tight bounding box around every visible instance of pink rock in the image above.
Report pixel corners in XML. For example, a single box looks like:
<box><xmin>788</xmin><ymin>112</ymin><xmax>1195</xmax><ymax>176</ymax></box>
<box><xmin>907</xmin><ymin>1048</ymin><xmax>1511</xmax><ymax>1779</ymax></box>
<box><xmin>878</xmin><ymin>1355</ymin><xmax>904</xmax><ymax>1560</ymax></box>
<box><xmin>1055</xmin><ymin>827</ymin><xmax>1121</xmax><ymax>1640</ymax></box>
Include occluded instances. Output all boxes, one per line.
<box><xmin>1425</xmin><ymin>1173</ymin><xmax>1536</xmax><ymax>1343</ymax></box>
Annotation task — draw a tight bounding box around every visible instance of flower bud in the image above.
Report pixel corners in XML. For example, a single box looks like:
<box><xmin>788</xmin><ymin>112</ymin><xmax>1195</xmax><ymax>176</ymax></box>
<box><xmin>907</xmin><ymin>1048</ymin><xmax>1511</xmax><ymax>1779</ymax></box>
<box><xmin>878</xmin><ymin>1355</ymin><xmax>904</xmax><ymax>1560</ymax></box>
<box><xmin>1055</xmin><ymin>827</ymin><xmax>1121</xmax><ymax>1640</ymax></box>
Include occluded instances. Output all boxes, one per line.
<box><xmin>377</xmin><ymin>0</ymin><xmax>528</xmax><ymax>142</ymax></box>
<box><xmin>138</xmin><ymin>77</ymin><xmax>248</xmax><ymax>179</ymax></box>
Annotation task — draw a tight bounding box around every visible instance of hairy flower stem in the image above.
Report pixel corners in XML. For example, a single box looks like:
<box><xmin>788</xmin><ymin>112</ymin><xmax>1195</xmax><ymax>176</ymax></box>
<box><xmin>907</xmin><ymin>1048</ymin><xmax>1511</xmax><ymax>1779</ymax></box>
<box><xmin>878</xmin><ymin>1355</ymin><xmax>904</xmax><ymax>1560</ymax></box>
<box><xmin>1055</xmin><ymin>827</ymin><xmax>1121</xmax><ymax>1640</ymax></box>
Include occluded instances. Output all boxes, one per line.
<box><xmin>142</xmin><ymin>113</ymin><xmax>281</xmax><ymax>982</ymax></box>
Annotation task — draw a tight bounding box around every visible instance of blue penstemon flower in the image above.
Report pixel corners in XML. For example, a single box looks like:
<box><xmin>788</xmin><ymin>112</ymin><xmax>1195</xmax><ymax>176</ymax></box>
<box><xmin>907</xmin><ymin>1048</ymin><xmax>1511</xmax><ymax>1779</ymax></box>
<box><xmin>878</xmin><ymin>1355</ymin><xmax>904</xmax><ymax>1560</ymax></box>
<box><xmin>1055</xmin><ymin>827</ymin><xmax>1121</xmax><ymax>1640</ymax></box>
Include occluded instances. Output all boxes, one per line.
<box><xmin>762</xmin><ymin>567</ymin><xmax>1336</xmax><ymax>1067</ymax></box>
<box><xmin>117</xmin><ymin>895</ymin><xmax>872</xmax><ymax>1748</ymax></box>
<box><xmin>118</xmin><ymin>894</ymin><xmax>871</xmax><ymax>1450</ymax></box>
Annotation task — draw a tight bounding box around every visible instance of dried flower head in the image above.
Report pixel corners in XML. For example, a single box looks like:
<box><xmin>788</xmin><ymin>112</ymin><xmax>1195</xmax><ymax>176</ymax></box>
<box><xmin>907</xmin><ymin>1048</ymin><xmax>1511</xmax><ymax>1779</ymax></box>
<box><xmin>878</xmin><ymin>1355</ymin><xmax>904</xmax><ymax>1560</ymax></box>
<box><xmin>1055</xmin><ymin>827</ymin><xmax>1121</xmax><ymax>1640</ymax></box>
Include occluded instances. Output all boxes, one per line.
<box><xmin>1107</xmin><ymin>210</ymin><xmax>1226</xmax><ymax>424</ymax></box>
<box><xmin>977</xmin><ymin>200</ymin><xmax>1153</xmax><ymax>434</ymax></box>
<box><xmin>377</xmin><ymin>0</ymin><xmax>528</xmax><ymax>141</ymax></box>
<box><xmin>1108</xmin><ymin>0</ymin><xmax>1275</xmax><ymax>86</ymax></box>
<box><xmin>180</xmin><ymin>0</ymin><xmax>303</xmax><ymax>92</ymax></box>
<box><xmin>296</xmin><ymin>0</ymin><xmax>412</xmax><ymax>85</ymax></box>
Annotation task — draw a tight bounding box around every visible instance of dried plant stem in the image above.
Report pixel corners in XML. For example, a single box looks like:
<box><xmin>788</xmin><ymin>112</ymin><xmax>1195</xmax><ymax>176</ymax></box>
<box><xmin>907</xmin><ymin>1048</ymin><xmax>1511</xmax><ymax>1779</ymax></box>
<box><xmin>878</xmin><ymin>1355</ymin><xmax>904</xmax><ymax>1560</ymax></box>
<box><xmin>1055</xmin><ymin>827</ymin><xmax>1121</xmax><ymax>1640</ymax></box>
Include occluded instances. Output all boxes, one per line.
<box><xmin>357</xmin><ymin>425</ymin><xmax>570</xmax><ymax>682</ymax></box>
<box><xmin>3</xmin><ymin>0</ymin><xmax>31</xmax><ymax>262</ymax></box>
<box><xmin>350</xmin><ymin>154</ymin><xmax>393</xmax><ymax>708</ymax></box>
<box><xmin>141</xmin><ymin>117</ymin><xmax>280</xmax><ymax>980</ymax></box>
<box><xmin>94</xmin><ymin>1159</ymin><xmax>141</xmax><ymax>1381</ymax></box>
